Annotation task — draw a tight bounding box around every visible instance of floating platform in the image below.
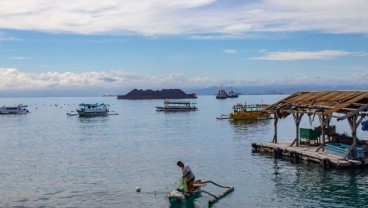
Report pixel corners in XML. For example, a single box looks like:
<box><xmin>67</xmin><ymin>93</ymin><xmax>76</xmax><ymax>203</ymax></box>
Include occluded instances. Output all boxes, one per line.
<box><xmin>252</xmin><ymin>141</ymin><xmax>367</xmax><ymax>169</ymax></box>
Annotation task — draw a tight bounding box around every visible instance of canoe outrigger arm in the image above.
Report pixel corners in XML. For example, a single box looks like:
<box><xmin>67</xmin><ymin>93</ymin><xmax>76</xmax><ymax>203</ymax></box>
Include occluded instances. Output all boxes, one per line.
<box><xmin>199</xmin><ymin>181</ymin><xmax>235</xmax><ymax>205</ymax></box>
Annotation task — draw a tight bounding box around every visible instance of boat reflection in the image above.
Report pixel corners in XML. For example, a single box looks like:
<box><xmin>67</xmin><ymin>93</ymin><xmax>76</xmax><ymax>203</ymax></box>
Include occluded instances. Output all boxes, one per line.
<box><xmin>229</xmin><ymin>119</ymin><xmax>272</xmax><ymax>137</ymax></box>
<box><xmin>230</xmin><ymin>119</ymin><xmax>270</xmax><ymax>128</ymax></box>
<box><xmin>78</xmin><ymin>116</ymin><xmax>109</xmax><ymax>122</ymax></box>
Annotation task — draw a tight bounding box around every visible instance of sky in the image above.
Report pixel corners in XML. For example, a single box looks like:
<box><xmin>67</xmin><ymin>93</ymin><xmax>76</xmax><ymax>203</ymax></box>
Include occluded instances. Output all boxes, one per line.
<box><xmin>0</xmin><ymin>0</ymin><xmax>367</xmax><ymax>96</ymax></box>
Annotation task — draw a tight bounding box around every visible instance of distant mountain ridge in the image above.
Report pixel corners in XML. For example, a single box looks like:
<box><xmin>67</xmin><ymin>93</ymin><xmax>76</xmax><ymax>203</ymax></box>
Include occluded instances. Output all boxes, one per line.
<box><xmin>0</xmin><ymin>84</ymin><xmax>366</xmax><ymax>98</ymax></box>
<box><xmin>190</xmin><ymin>84</ymin><xmax>368</xmax><ymax>95</ymax></box>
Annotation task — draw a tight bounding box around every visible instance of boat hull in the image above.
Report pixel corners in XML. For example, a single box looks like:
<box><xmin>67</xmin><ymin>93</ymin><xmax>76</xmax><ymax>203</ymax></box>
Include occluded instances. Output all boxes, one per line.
<box><xmin>76</xmin><ymin>110</ymin><xmax>108</xmax><ymax>116</ymax></box>
<box><xmin>156</xmin><ymin>107</ymin><xmax>197</xmax><ymax>111</ymax></box>
<box><xmin>0</xmin><ymin>111</ymin><xmax>29</xmax><ymax>114</ymax></box>
<box><xmin>227</xmin><ymin>95</ymin><xmax>239</xmax><ymax>98</ymax></box>
<box><xmin>168</xmin><ymin>190</ymin><xmax>201</xmax><ymax>204</ymax></box>
<box><xmin>231</xmin><ymin>111</ymin><xmax>270</xmax><ymax>120</ymax></box>
<box><xmin>168</xmin><ymin>180</ymin><xmax>205</xmax><ymax>204</ymax></box>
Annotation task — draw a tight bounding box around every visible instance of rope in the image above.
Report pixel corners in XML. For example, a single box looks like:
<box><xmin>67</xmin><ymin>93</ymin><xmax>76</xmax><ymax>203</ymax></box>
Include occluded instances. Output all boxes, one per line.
<box><xmin>201</xmin><ymin>181</ymin><xmax>232</xmax><ymax>189</ymax></box>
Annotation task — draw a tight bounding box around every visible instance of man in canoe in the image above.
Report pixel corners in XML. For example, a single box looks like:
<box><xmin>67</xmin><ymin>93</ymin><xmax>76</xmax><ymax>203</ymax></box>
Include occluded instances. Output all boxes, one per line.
<box><xmin>177</xmin><ymin>161</ymin><xmax>195</xmax><ymax>192</ymax></box>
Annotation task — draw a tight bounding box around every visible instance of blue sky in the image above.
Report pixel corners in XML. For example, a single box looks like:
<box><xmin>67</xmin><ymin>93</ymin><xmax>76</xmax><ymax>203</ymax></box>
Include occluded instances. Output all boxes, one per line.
<box><xmin>0</xmin><ymin>0</ymin><xmax>367</xmax><ymax>95</ymax></box>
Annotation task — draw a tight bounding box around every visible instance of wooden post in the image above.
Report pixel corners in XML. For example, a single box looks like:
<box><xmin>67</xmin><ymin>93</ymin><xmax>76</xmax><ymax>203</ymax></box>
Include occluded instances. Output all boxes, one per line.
<box><xmin>273</xmin><ymin>114</ymin><xmax>278</xmax><ymax>143</ymax></box>
<box><xmin>320</xmin><ymin>115</ymin><xmax>325</xmax><ymax>147</ymax></box>
<box><xmin>325</xmin><ymin>116</ymin><xmax>331</xmax><ymax>142</ymax></box>
<box><xmin>290</xmin><ymin>112</ymin><xmax>304</xmax><ymax>147</ymax></box>
<box><xmin>344</xmin><ymin>115</ymin><xmax>365</xmax><ymax>159</ymax></box>
<box><xmin>316</xmin><ymin>115</ymin><xmax>330</xmax><ymax>152</ymax></box>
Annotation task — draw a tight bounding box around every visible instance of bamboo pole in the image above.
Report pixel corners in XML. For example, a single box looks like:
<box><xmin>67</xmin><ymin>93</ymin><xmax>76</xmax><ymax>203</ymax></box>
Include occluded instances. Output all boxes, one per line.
<box><xmin>208</xmin><ymin>186</ymin><xmax>234</xmax><ymax>205</ymax></box>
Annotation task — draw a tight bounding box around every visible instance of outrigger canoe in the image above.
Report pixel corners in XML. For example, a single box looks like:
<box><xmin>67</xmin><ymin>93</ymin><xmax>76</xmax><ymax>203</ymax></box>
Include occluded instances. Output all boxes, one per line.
<box><xmin>168</xmin><ymin>180</ymin><xmax>206</xmax><ymax>204</ymax></box>
<box><xmin>168</xmin><ymin>180</ymin><xmax>234</xmax><ymax>205</ymax></box>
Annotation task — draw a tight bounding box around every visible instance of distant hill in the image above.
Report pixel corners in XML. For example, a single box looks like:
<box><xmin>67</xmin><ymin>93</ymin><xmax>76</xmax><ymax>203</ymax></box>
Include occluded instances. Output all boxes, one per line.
<box><xmin>117</xmin><ymin>89</ymin><xmax>197</xmax><ymax>99</ymax></box>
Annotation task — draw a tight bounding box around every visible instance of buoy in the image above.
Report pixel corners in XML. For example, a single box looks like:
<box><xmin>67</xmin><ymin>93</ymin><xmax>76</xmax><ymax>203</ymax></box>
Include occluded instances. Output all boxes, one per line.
<box><xmin>136</xmin><ymin>187</ymin><xmax>141</xmax><ymax>192</ymax></box>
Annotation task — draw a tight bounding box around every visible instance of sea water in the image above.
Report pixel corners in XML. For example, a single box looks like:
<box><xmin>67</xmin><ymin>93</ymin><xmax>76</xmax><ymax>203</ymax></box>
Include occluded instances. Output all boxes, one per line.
<box><xmin>0</xmin><ymin>95</ymin><xmax>367</xmax><ymax>208</ymax></box>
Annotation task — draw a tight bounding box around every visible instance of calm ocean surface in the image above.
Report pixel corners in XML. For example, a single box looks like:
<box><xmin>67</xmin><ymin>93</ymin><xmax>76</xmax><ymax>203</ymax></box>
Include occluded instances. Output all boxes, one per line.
<box><xmin>1</xmin><ymin>95</ymin><xmax>368</xmax><ymax>208</ymax></box>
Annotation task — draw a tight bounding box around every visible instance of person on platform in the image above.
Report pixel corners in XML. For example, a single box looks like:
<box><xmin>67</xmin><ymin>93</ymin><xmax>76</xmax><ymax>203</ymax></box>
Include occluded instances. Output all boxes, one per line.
<box><xmin>177</xmin><ymin>161</ymin><xmax>195</xmax><ymax>192</ymax></box>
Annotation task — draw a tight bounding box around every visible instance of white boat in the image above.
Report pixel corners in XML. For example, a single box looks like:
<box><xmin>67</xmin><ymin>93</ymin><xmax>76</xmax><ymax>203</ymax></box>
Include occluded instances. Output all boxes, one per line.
<box><xmin>156</xmin><ymin>100</ymin><xmax>197</xmax><ymax>111</ymax></box>
<box><xmin>0</xmin><ymin>104</ymin><xmax>30</xmax><ymax>114</ymax></box>
<box><xmin>76</xmin><ymin>103</ymin><xmax>109</xmax><ymax>116</ymax></box>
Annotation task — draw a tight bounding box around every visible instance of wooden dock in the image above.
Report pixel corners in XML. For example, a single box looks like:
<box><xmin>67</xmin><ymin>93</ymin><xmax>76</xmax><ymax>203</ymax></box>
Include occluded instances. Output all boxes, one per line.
<box><xmin>252</xmin><ymin>141</ymin><xmax>367</xmax><ymax>169</ymax></box>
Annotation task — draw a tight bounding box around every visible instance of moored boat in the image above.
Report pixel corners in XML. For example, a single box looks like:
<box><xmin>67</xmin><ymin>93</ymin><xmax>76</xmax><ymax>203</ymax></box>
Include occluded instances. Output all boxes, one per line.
<box><xmin>76</xmin><ymin>103</ymin><xmax>109</xmax><ymax>116</ymax></box>
<box><xmin>156</xmin><ymin>100</ymin><xmax>197</xmax><ymax>111</ymax></box>
<box><xmin>216</xmin><ymin>88</ymin><xmax>239</xmax><ymax>99</ymax></box>
<box><xmin>168</xmin><ymin>179</ymin><xmax>234</xmax><ymax>205</ymax></box>
<box><xmin>168</xmin><ymin>180</ymin><xmax>205</xmax><ymax>204</ymax></box>
<box><xmin>230</xmin><ymin>102</ymin><xmax>270</xmax><ymax>120</ymax></box>
<box><xmin>216</xmin><ymin>89</ymin><xmax>228</xmax><ymax>99</ymax></box>
<box><xmin>0</xmin><ymin>104</ymin><xmax>29</xmax><ymax>114</ymax></box>
<box><xmin>227</xmin><ymin>90</ymin><xmax>239</xmax><ymax>98</ymax></box>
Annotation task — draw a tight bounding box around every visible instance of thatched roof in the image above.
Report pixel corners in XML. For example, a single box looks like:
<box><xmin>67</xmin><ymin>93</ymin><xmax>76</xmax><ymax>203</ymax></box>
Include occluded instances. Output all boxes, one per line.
<box><xmin>264</xmin><ymin>91</ymin><xmax>368</xmax><ymax>120</ymax></box>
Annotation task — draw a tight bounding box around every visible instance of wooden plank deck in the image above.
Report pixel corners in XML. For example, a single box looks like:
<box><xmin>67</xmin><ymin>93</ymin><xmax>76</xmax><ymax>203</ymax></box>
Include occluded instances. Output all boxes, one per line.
<box><xmin>252</xmin><ymin>141</ymin><xmax>367</xmax><ymax>169</ymax></box>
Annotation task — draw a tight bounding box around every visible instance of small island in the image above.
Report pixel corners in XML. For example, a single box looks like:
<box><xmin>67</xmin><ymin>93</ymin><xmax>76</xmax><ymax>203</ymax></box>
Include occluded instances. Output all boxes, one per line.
<box><xmin>117</xmin><ymin>89</ymin><xmax>197</xmax><ymax>100</ymax></box>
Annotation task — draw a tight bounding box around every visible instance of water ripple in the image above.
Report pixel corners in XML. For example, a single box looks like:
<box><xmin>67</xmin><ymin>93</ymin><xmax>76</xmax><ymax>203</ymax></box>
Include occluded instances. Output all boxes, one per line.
<box><xmin>0</xmin><ymin>96</ymin><xmax>367</xmax><ymax>207</ymax></box>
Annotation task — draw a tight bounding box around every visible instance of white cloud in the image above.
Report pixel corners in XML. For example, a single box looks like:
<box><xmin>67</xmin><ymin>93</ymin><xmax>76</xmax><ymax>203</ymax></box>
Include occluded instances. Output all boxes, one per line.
<box><xmin>0</xmin><ymin>0</ymin><xmax>367</xmax><ymax>36</ymax></box>
<box><xmin>223</xmin><ymin>49</ymin><xmax>238</xmax><ymax>54</ymax></box>
<box><xmin>251</xmin><ymin>50</ymin><xmax>361</xmax><ymax>60</ymax></box>
<box><xmin>9</xmin><ymin>56</ymin><xmax>26</xmax><ymax>60</ymax></box>
<box><xmin>0</xmin><ymin>32</ymin><xmax>20</xmax><ymax>41</ymax></box>
<box><xmin>0</xmin><ymin>68</ymin><xmax>366</xmax><ymax>95</ymax></box>
<box><xmin>0</xmin><ymin>68</ymin><xmax>216</xmax><ymax>90</ymax></box>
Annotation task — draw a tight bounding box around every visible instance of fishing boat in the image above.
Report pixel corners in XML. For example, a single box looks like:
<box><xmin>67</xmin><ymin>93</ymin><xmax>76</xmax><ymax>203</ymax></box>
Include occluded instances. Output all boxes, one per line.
<box><xmin>230</xmin><ymin>102</ymin><xmax>270</xmax><ymax>120</ymax></box>
<box><xmin>216</xmin><ymin>89</ymin><xmax>228</xmax><ymax>99</ymax></box>
<box><xmin>0</xmin><ymin>104</ymin><xmax>29</xmax><ymax>114</ymax></box>
<box><xmin>156</xmin><ymin>100</ymin><xmax>197</xmax><ymax>111</ymax></box>
<box><xmin>168</xmin><ymin>180</ymin><xmax>234</xmax><ymax>205</ymax></box>
<box><xmin>76</xmin><ymin>103</ymin><xmax>110</xmax><ymax>116</ymax></box>
<box><xmin>216</xmin><ymin>88</ymin><xmax>239</xmax><ymax>99</ymax></box>
<box><xmin>168</xmin><ymin>181</ymin><xmax>205</xmax><ymax>204</ymax></box>
<box><xmin>227</xmin><ymin>90</ymin><xmax>239</xmax><ymax>98</ymax></box>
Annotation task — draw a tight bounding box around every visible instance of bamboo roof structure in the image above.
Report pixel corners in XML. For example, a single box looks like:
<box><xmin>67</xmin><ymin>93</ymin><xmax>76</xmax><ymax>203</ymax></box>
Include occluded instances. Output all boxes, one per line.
<box><xmin>264</xmin><ymin>90</ymin><xmax>368</xmax><ymax>120</ymax></box>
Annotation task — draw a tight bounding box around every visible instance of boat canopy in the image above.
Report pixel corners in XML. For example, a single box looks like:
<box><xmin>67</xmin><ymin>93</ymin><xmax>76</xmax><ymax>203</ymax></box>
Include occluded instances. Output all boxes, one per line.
<box><xmin>233</xmin><ymin>103</ymin><xmax>268</xmax><ymax>112</ymax></box>
<box><xmin>263</xmin><ymin>90</ymin><xmax>368</xmax><ymax>120</ymax></box>
<box><xmin>79</xmin><ymin>103</ymin><xmax>108</xmax><ymax>107</ymax></box>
